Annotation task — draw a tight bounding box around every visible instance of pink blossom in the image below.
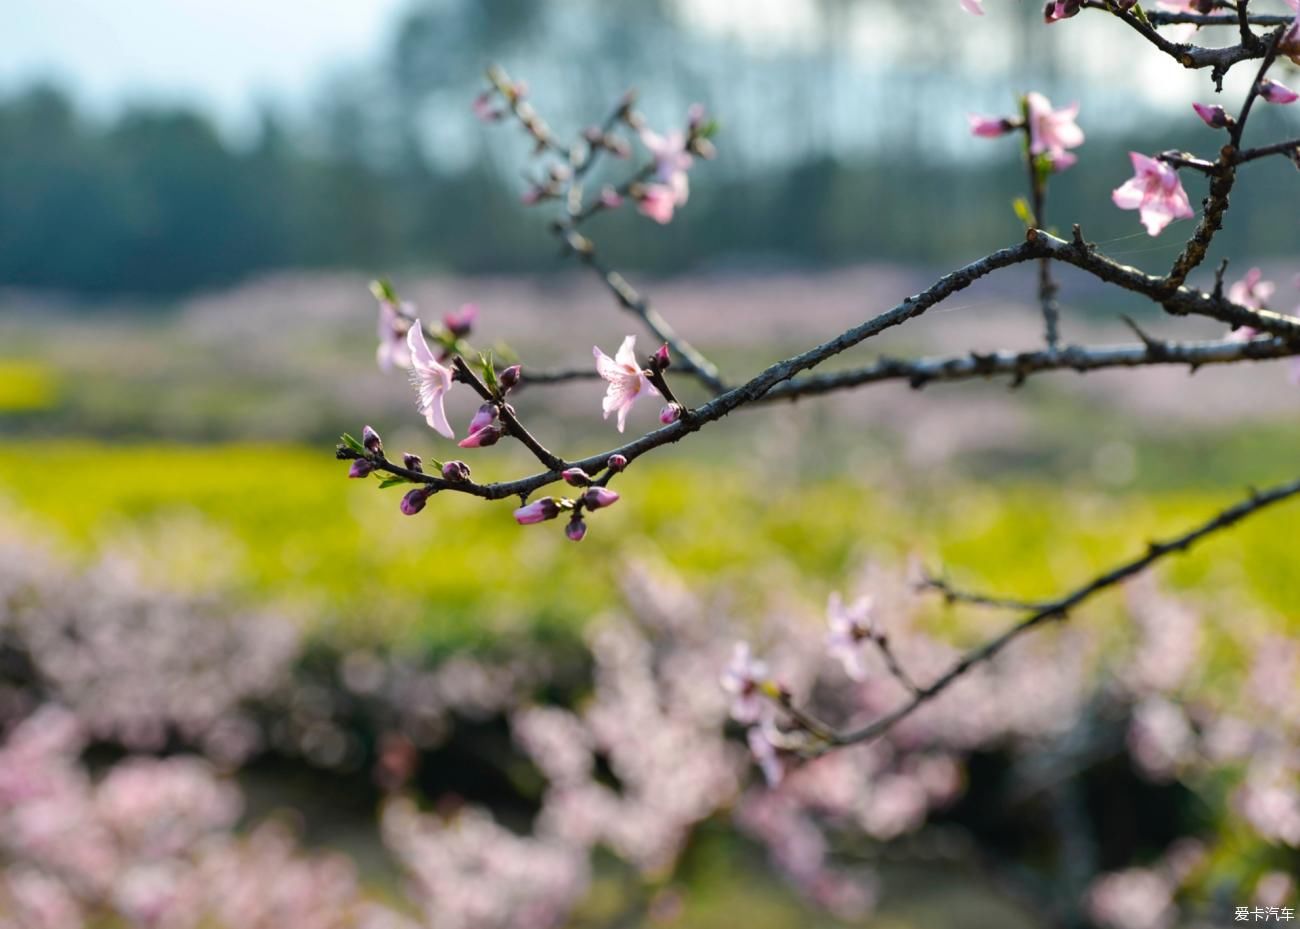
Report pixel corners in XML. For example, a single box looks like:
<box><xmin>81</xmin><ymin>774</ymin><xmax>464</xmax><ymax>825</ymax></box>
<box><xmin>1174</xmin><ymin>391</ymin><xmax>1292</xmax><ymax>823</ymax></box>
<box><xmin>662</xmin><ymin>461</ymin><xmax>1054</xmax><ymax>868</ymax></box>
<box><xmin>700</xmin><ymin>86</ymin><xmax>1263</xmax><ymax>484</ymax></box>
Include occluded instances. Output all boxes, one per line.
<box><xmin>720</xmin><ymin>642</ymin><xmax>769</xmax><ymax>724</ymax></box>
<box><xmin>1228</xmin><ymin>268</ymin><xmax>1275</xmax><ymax>311</ymax></box>
<box><xmin>636</xmin><ymin>184</ymin><xmax>680</xmax><ymax>225</ymax></box>
<box><xmin>1025</xmin><ymin>92</ymin><xmax>1084</xmax><ymax>170</ymax></box>
<box><xmin>959</xmin><ymin>0</ymin><xmax>985</xmax><ymax>13</ymax></box>
<box><xmin>376</xmin><ymin>300</ymin><xmax>412</xmax><ymax>372</ymax></box>
<box><xmin>514</xmin><ymin>498</ymin><xmax>561</xmax><ymax>525</ymax></box>
<box><xmin>1111</xmin><ymin>152</ymin><xmax>1194</xmax><ymax>236</ymax></box>
<box><xmin>594</xmin><ymin>335</ymin><xmax>656</xmax><ymax>432</ymax></box>
<box><xmin>1259</xmin><ymin>78</ymin><xmax>1299</xmax><ymax>105</ymax></box>
<box><xmin>599</xmin><ymin>186</ymin><xmax>624</xmax><ymax>209</ymax></box>
<box><xmin>472</xmin><ymin>92</ymin><xmax>500</xmax><ymax>122</ymax></box>
<box><xmin>825</xmin><ymin>592</ymin><xmax>876</xmax><ymax>682</ymax></box>
<box><xmin>641</xmin><ymin>127</ymin><xmax>693</xmax><ymax>203</ymax></box>
<box><xmin>466</xmin><ymin>402</ymin><xmax>496</xmax><ymax>437</ymax></box>
<box><xmin>747</xmin><ymin>725</ymin><xmax>785</xmax><ymax>787</ymax></box>
<box><xmin>1282</xmin><ymin>0</ymin><xmax>1300</xmax><ymax>64</ymax></box>
<box><xmin>406</xmin><ymin>324</ymin><xmax>455</xmax><ymax>438</ymax></box>
<box><xmin>968</xmin><ymin>114</ymin><xmax>1013</xmax><ymax>138</ymax></box>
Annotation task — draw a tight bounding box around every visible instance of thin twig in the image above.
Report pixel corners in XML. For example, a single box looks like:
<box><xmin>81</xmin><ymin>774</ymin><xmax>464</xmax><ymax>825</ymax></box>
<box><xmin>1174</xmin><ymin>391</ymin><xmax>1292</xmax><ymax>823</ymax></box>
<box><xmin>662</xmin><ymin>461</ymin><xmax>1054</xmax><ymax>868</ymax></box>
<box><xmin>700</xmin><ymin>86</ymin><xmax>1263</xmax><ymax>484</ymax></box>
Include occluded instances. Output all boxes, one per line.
<box><xmin>819</xmin><ymin>474</ymin><xmax>1300</xmax><ymax>747</ymax></box>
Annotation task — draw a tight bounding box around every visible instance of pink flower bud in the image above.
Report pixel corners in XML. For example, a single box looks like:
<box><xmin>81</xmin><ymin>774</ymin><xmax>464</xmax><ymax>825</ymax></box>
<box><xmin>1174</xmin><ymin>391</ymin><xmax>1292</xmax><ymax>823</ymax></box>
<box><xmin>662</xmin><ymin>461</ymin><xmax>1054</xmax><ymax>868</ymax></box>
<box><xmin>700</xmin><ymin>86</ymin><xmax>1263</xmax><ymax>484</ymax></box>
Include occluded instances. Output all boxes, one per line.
<box><xmin>362</xmin><ymin>425</ymin><xmax>383</xmax><ymax>454</ymax></box>
<box><xmin>967</xmin><ymin>114</ymin><xmax>1015</xmax><ymax>138</ymax></box>
<box><xmin>565</xmin><ymin>517</ymin><xmax>587</xmax><ymax>542</ymax></box>
<box><xmin>467</xmin><ymin>403</ymin><xmax>496</xmax><ymax>436</ymax></box>
<box><xmin>582</xmin><ymin>487</ymin><xmax>620</xmax><ymax>510</ymax></box>
<box><xmin>458</xmin><ymin>423</ymin><xmax>504</xmax><ymax>448</ymax></box>
<box><xmin>403</xmin><ymin>453</ymin><xmax>423</xmax><ymax>472</ymax></box>
<box><xmin>400</xmin><ymin>487</ymin><xmax>433</xmax><ymax>515</ymax></box>
<box><xmin>687</xmin><ymin>103</ymin><xmax>707</xmax><ymax>130</ymax></box>
<box><xmin>348</xmin><ymin>459</ymin><xmax>374</xmax><ymax>479</ymax></box>
<box><xmin>1259</xmin><ymin>79</ymin><xmax>1299</xmax><ymax>105</ymax></box>
<box><xmin>562</xmin><ymin>467</ymin><xmax>592</xmax><ymax>486</ymax></box>
<box><xmin>659</xmin><ymin>403</ymin><xmax>683</xmax><ymax>425</ymax></box>
<box><xmin>442</xmin><ymin>460</ymin><xmax>471</xmax><ymax>482</ymax></box>
<box><xmin>514</xmin><ymin>498</ymin><xmax>561</xmax><ymax>524</ymax></box>
<box><xmin>443</xmin><ymin>303</ymin><xmax>478</xmax><ymax>338</ymax></box>
<box><xmin>472</xmin><ymin>92</ymin><xmax>501</xmax><ymax>123</ymax></box>
<box><xmin>1043</xmin><ymin>0</ymin><xmax>1081</xmax><ymax>22</ymax></box>
<box><xmin>652</xmin><ymin>343</ymin><xmax>671</xmax><ymax>370</ymax></box>
<box><xmin>1192</xmin><ymin>102</ymin><xmax>1232</xmax><ymax>128</ymax></box>
<box><xmin>607</xmin><ymin>454</ymin><xmax>628</xmax><ymax>472</ymax></box>
<box><xmin>599</xmin><ymin>186</ymin><xmax>624</xmax><ymax>209</ymax></box>
<box><xmin>499</xmin><ymin>364</ymin><xmax>521</xmax><ymax>391</ymax></box>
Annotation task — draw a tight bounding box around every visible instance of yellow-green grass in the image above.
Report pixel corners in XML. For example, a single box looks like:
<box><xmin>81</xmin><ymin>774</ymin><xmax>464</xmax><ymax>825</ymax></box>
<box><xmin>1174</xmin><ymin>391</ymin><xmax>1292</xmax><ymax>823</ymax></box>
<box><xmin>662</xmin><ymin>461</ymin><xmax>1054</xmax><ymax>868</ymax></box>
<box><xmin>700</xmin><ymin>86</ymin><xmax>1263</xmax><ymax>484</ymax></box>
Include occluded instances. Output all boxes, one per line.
<box><xmin>1</xmin><ymin>441</ymin><xmax>1296</xmax><ymax>648</ymax></box>
<box><xmin>0</xmin><ymin>360</ymin><xmax>58</xmax><ymax>412</ymax></box>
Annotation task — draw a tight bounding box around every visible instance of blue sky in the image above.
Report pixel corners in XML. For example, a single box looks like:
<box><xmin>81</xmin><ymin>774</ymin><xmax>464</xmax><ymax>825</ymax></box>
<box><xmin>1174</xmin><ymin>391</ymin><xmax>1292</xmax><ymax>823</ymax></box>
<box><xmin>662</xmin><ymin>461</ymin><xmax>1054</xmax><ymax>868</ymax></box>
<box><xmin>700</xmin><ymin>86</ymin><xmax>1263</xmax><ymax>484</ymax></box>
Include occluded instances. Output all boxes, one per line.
<box><xmin>0</xmin><ymin>1</ymin><xmax>409</xmax><ymax>130</ymax></box>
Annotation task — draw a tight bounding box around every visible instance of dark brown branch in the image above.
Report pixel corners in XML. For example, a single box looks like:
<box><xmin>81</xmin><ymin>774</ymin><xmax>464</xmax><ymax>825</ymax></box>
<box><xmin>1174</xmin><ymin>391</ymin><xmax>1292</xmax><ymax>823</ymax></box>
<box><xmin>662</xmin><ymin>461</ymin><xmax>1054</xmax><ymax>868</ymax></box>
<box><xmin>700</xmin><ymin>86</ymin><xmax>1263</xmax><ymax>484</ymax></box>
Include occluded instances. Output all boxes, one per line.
<box><xmin>1235</xmin><ymin>137</ymin><xmax>1300</xmax><ymax>165</ymax></box>
<box><xmin>917</xmin><ymin>573</ymin><xmax>1054</xmax><ymax>613</ymax></box>
<box><xmin>450</xmin><ymin>356</ymin><xmax>567</xmax><ymax>472</ymax></box>
<box><xmin>819</xmin><ymin>474</ymin><xmax>1300</xmax><ymax>748</ymax></box>
<box><xmin>554</xmin><ymin>227</ymin><xmax>728</xmax><ymax>394</ymax></box>
<box><xmin>763</xmin><ymin>333</ymin><xmax>1298</xmax><ymax>399</ymax></box>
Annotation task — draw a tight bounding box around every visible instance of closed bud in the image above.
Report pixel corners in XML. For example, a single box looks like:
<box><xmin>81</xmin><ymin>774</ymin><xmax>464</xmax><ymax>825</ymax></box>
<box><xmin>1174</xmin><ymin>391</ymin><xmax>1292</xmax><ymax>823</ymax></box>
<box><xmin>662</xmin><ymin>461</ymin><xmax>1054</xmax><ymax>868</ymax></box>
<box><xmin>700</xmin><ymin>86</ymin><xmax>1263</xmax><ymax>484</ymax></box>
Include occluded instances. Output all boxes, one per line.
<box><xmin>565</xmin><ymin>517</ymin><xmax>587</xmax><ymax>542</ymax></box>
<box><xmin>442</xmin><ymin>460</ymin><xmax>471</xmax><ymax>482</ymax></box>
<box><xmin>348</xmin><ymin>459</ymin><xmax>374</xmax><ymax>479</ymax></box>
<box><xmin>467</xmin><ymin>403</ymin><xmax>497</xmax><ymax>436</ymax></box>
<box><xmin>1043</xmin><ymin>0</ymin><xmax>1081</xmax><ymax>22</ymax></box>
<box><xmin>362</xmin><ymin>425</ymin><xmax>383</xmax><ymax>454</ymax></box>
<box><xmin>599</xmin><ymin>186</ymin><xmax>624</xmax><ymax>209</ymax></box>
<box><xmin>443</xmin><ymin>303</ymin><xmax>478</xmax><ymax>338</ymax></box>
<box><xmin>689</xmin><ymin>136</ymin><xmax>717</xmax><ymax>160</ymax></box>
<box><xmin>1192</xmin><ymin>102</ymin><xmax>1232</xmax><ymax>128</ymax></box>
<box><xmin>499</xmin><ymin>364</ymin><xmax>522</xmax><ymax>390</ymax></box>
<box><xmin>659</xmin><ymin>403</ymin><xmax>683</xmax><ymax>425</ymax></box>
<box><xmin>687</xmin><ymin>102</ymin><xmax>707</xmax><ymax>130</ymax></box>
<box><xmin>1259</xmin><ymin>79</ymin><xmax>1299</xmax><ymax>105</ymax></box>
<box><xmin>607</xmin><ymin>454</ymin><xmax>628</xmax><ymax>473</ymax></box>
<box><xmin>652</xmin><ymin>343</ymin><xmax>671</xmax><ymax>370</ymax></box>
<box><xmin>514</xmin><ymin>497</ymin><xmax>561</xmax><ymax>524</ymax></box>
<box><xmin>583</xmin><ymin>125</ymin><xmax>604</xmax><ymax>144</ymax></box>
<box><xmin>562</xmin><ymin>467</ymin><xmax>592</xmax><ymax>486</ymax></box>
<box><xmin>400</xmin><ymin>487</ymin><xmax>433</xmax><ymax>515</ymax></box>
<box><xmin>582</xmin><ymin>487</ymin><xmax>620</xmax><ymax>510</ymax></box>
<box><xmin>403</xmin><ymin>453</ymin><xmax>423</xmax><ymax>472</ymax></box>
<box><xmin>458</xmin><ymin>423</ymin><xmax>504</xmax><ymax>449</ymax></box>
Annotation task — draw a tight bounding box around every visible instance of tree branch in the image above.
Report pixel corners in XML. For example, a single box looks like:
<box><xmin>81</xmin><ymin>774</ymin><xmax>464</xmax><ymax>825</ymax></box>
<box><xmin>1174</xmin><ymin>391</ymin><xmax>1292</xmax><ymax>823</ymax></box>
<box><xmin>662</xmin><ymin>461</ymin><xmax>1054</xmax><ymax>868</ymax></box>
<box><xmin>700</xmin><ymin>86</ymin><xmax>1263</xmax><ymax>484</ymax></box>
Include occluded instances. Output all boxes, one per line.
<box><xmin>816</xmin><ymin>474</ymin><xmax>1300</xmax><ymax>748</ymax></box>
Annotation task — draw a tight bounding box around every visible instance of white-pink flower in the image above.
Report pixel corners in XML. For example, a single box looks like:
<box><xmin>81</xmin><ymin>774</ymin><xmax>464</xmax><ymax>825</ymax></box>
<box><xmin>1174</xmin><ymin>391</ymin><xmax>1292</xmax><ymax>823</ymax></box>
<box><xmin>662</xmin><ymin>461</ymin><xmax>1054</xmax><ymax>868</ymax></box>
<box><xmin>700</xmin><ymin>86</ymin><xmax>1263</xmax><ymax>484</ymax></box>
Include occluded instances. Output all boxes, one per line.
<box><xmin>825</xmin><ymin>592</ymin><xmax>876</xmax><ymax>682</ymax></box>
<box><xmin>407</xmin><ymin>323</ymin><xmax>455</xmax><ymax>438</ymax></box>
<box><xmin>1111</xmin><ymin>152</ymin><xmax>1194</xmax><ymax>236</ymax></box>
<box><xmin>1228</xmin><ymin>268</ymin><xmax>1275</xmax><ymax>311</ymax></box>
<box><xmin>721</xmin><ymin>642</ymin><xmax>770</xmax><ymax>725</ymax></box>
<box><xmin>637</xmin><ymin>184</ymin><xmax>680</xmax><ymax>225</ymax></box>
<box><xmin>376</xmin><ymin>300</ymin><xmax>412</xmax><ymax>372</ymax></box>
<box><xmin>959</xmin><ymin>0</ymin><xmax>985</xmax><ymax>13</ymax></box>
<box><xmin>747</xmin><ymin>725</ymin><xmax>785</xmax><ymax>787</ymax></box>
<box><xmin>1026</xmin><ymin>92</ymin><xmax>1084</xmax><ymax>170</ymax></box>
<box><xmin>641</xmin><ymin>128</ymin><xmax>693</xmax><ymax>203</ymax></box>
<box><xmin>593</xmin><ymin>335</ymin><xmax>656</xmax><ymax>432</ymax></box>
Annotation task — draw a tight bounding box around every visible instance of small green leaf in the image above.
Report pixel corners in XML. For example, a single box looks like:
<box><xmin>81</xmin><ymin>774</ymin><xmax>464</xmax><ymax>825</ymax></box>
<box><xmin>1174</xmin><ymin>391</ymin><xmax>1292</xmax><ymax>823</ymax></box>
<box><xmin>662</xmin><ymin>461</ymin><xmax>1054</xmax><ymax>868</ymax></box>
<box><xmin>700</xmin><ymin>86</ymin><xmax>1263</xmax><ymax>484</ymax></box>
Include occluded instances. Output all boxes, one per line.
<box><xmin>1012</xmin><ymin>197</ymin><xmax>1034</xmax><ymax>228</ymax></box>
<box><xmin>480</xmin><ymin>352</ymin><xmax>499</xmax><ymax>394</ymax></box>
<box><xmin>340</xmin><ymin>432</ymin><xmax>367</xmax><ymax>455</ymax></box>
<box><xmin>695</xmin><ymin>119</ymin><xmax>720</xmax><ymax>140</ymax></box>
<box><xmin>1131</xmin><ymin>3</ymin><xmax>1150</xmax><ymax>26</ymax></box>
<box><xmin>369</xmin><ymin>279</ymin><xmax>398</xmax><ymax>304</ymax></box>
<box><xmin>378</xmin><ymin>477</ymin><xmax>411</xmax><ymax>489</ymax></box>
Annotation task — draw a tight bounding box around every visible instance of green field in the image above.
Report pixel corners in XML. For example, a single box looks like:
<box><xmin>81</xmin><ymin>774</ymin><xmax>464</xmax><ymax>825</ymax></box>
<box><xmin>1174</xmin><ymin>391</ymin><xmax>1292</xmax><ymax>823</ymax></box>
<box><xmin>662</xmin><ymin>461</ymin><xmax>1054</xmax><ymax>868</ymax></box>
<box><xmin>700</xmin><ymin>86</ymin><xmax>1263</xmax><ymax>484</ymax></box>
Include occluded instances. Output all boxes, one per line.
<box><xmin>4</xmin><ymin>440</ymin><xmax>1296</xmax><ymax>651</ymax></box>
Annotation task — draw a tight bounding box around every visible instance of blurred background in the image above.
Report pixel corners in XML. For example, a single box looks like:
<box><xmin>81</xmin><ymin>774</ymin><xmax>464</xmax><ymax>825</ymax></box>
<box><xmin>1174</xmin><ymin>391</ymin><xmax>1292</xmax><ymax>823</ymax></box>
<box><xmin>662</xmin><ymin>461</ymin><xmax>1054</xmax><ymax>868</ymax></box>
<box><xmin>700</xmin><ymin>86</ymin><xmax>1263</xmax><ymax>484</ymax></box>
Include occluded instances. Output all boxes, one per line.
<box><xmin>0</xmin><ymin>1</ymin><xmax>1298</xmax><ymax>927</ymax></box>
